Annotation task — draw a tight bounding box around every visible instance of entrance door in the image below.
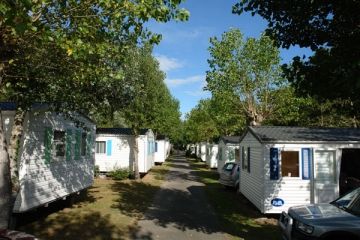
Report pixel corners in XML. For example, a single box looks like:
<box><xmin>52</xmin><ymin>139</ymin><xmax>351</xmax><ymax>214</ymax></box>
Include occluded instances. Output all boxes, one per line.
<box><xmin>314</xmin><ymin>150</ymin><xmax>338</xmax><ymax>203</ymax></box>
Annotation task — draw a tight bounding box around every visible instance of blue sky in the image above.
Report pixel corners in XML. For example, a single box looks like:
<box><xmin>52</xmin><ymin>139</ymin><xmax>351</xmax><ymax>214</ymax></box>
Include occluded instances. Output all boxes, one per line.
<box><xmin>145</xmin><ymin>0</ymin><xmax>311</xmax><ymax>119</ymax></box>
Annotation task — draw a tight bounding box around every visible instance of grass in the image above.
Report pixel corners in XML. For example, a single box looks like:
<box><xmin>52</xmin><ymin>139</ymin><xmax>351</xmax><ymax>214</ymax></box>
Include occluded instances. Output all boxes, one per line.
<box><xmin>187</xmin><ymin>156</ymin><xmax>280</xmax><ymax>240</ymax></box>
<box><xmin>15</xmin><ymin>156</ymin><xmax>173</xmax><ymax>240</ymax></box>
<box><xmin>15</xmin><ymin>154</ymin><xmax>280</xmax><ymax>240</ymax></box>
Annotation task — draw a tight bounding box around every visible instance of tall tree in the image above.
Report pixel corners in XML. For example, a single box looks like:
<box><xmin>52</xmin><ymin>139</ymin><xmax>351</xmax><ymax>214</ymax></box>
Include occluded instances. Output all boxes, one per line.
<box><xmin>233</xmin><ymin>0</ymin><xmax>360</xmax><ymax>123</ymax></box>
<box><xmin>119</xmin><ymin>42</ymin><xmax>179</xmax><ymax>179</ymax></box>
<box><xmin>205</xmin><ymin>28</ymin><xmax>286</xmax><ymax>126</ymax></box>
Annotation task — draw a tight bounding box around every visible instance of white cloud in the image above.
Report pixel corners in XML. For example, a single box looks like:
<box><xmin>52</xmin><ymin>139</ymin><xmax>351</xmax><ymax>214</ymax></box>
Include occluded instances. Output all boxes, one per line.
<box><xmin>154</xmin><ymin>54</ymin><xmax>185</xmax><ymax>72</ymax></box>
<box><xmin>165</xmin><ymin>75</ymin><xmax>205</xmax><ymax>88</ymax></box>
<box><xmin>184</xmin><ymin>90</ymin><xmax>210</xmax><ymax>97</ymax></box>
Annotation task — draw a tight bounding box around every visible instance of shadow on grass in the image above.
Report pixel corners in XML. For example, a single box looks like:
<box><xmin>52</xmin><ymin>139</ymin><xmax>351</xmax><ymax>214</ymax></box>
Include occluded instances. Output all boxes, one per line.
<box><xmin>110</xmin><ymin>180</ymin><xmax>162</xmax><ymax>218</ymax></box>
<box><xmin>187</xmin><ymin>157</ymin><xmax>280</xmax><ymax>240</ymax></box>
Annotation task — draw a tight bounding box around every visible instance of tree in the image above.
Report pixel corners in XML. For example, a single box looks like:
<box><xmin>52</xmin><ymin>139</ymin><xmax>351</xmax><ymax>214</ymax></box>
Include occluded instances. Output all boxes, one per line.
<box><xmin>185</xmin><ymin>99</ymin><xmax>219</xmax><ymax>144</ymax></box>
<box><xmin>232</xmin><ymin>0</ymin><xmax>360</xmax><ymax>121</ymax></box>
<box><xmin>119</xmin><ymin>42</ymin><xmax>180</xmax><ymax>180</ymax></box>
<box><xmin>205</xmin><ymin>28</ymin><xmax>286</xmax><ymax>126</ymax></box>
<box><xmin>209</xmin><ymin>91</ymin><xmax>246</xmax><ymax>136</ymax></box>
<box><xmin>0</xmin><ymin>0</ymin><xmax>189</xmax><ymax>229</ymax></box>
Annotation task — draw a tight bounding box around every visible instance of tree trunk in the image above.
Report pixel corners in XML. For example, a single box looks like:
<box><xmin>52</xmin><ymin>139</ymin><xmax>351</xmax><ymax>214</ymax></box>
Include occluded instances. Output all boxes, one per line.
<box><xmin>0</xmin><ymin>106</ymin><xmax>12</xmax><ymax>229</ymax></box>
<box><xmin>8</xmin><ymin>109</ymin><xmax>26</xmax><ymax>204</ymax></box>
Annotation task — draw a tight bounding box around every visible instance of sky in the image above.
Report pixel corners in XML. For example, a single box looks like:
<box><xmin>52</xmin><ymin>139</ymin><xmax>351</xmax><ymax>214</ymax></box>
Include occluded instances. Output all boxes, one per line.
<box><xmin>145</xmin><ymin>0</ymin><xmax>312</xmax><ymax>119</ymax></box>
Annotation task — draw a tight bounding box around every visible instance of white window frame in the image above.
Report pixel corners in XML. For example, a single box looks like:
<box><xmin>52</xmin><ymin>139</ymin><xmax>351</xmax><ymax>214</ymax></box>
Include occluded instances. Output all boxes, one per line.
<box><xmin>95</xmin><ymin>141</ymin><xmax>106</xmax><ymax>154</ymax></box>
<box><xmin>280</xmin><ymin>148</ymin><xmax>301</xmax><ymax>179</ymax></box>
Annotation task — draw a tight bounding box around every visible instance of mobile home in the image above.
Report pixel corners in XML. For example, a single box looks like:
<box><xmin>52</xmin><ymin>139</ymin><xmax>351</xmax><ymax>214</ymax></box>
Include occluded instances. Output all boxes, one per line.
<box><xmin>206</xmin><ymin>142</ymin><xmax>218</xmax><ymax>169</ymax></box>
<box><xmin>95</xmin><ymin>128</ymin><xmax>155</xmax><ymax>174</ymax></box>
<box><xmin>2</xmin><ymin>103</ymin><xmax>95</xmax><ymax>213</ymax></box>
<box><xmin>239</xmin><ymin>126</ymin><xmax>360</xmax><ymax>214</ymax></box>
<box><xmin>217</xmin><ymin>136</ymin><xmax>240</xmax><ymax>173</ymax></box>
<box><xmin>155</xmin><ymin>135</ymin><xmax>169</xmax><ymax>165</ymax></box>
<box><xmin>200</xmin><ymin>141</ymin><xmax>207</xmax><ymax>161</ymax></box>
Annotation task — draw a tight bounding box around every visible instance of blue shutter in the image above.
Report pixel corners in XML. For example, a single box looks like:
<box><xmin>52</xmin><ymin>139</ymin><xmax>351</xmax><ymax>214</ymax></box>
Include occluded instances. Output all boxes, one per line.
<box><xmin>155</xmin><ymin>142</ymin><xmax>158</xmax><ymax>152</ymax></box>
<box><xmin>302</xmin><ymin>148</ymin><xmax>311</xmax><ymax>180</ymax></box>
<box><xmin>247</xmin><ymin>147</ymin><xmax>251</xmax><ymax>173</ymax></box>
<box><xmin>107</xmin><ymin>140</ymin><xmax>112</xmax><ymax>156</ymax></box>
<box><xmin>270</xmin><ymin>148</ymin><xmax>279</xmax><ymax>180</ymax></box>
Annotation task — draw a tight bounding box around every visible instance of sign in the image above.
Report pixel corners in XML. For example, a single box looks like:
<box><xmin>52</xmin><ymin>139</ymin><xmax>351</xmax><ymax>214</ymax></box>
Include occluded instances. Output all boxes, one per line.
<box><xmin>271</xmin><ymin>198</ymin><xmax>285</xmax><ymax>207</ymax></box>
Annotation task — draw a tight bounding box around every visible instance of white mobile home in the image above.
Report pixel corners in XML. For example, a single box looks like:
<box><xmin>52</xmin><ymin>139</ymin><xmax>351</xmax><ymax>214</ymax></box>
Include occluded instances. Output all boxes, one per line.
<box><xmin>155</xmin><ymin>135</ymin><xmax>169</xmax><ymax>165</ymax></box>
<box><xmin>217</xmin><ymin>136</ymin><xmax>240</xmax><ymax>173</ymax></box>
<box><xmin>2</xmin><ymin>103</ymin><xmax>95</xmax><ymax>213</ymax></box>
<box><xmin>195</xmin><ymin>142</ymin><xmax>201</xmax><ymax>158</ymax></box>
<box><xmin>95</xmin><ymin>128</ymin><xmax>155</xmax><ymax>174</ymax></box>
<box><xmin>239</xmin><ymin>126</ymin><xmax>360</xmax><ymax>214</ymax></box>
<box><xmin>206</xmin><ymin>143</ymin><xmax>218</xmax><ymax>169</ymax></box>
<box><xmin>200</xmin><ymin>141</ymin><xmax>207</xmax><ymax>161</ymax></box>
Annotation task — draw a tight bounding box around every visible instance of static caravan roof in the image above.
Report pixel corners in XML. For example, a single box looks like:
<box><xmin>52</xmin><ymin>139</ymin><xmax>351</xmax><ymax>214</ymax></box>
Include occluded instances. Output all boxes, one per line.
<box><xmin>220</xmin><ymin>136</ymin><xmax>240</xmax><ymax>144</ymax></box>
<box><xmin>1</xmin><ymin>102</ymin><xmax>96</xmax><ymax>123</ymax></box>
<box><xmin>96</xmin><ymin>128</ymin><xmax>151</xmax><ymax>135</ymax></box>
<box><xmin>156</xmin><ymin>135</ymin><xmax>168</xmax><ymax>140</ymax></box>
<box><xmin>241</xmin><ymin>126</ymin><xmax>360</xmax><ymax>143</ymax></box>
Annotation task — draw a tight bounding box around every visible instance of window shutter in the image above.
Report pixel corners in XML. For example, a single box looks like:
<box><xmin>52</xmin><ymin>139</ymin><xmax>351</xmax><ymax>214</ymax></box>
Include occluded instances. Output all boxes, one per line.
<box><xmin>107</xmin><ymin>140</ymin><xmax>112</xmax><ymax>156</ymax></box>
<box><xmin>75</xmin><ymin>130</ymin><xmax>81</xmax><ymax>160</ymax></box>
<box><xmin>247</xmin><ymin>147</ymin><xmax>251</xmax><ymax>173</ymax></box>
<box><xmin>242</xmin><ymin>146</ymin><xmax>245</xmax><ymax>170</ymax></box>
<box><xmin>270</xmin><ymin>148</ymin><xmax>279</xmax><ymax>180</ymax></box>
<box><xmin>86</xmin><ymin>133</ymin><xmax>91</xmax><ymax>158</ymax></box>
<box><xmin>66</xmin><ymin>129</ymin><xmax>72</xmax><ymax>161</ymax></box>
<box><xmin>44</xmin><ymin>127</ymin><xmax>52</xmax><ymax>164</ymax></box>
<box><xmin>302</xmin><ymin>148</ymin><xmax>311</xmax><ymax>180</ymax></box>
<box><xmin>229</xmin><ymin>147</ymin><xmax>234</xmax><ymax>161</ymax></box>
<box><xmin>155</xmin><ymin>142</ymin><xmax>158</xmax><ymax>152</ymax></box>
<box><xmin>219</xmin><ymin>147</ymin><xmax>222</xmax><ymax>160</ymax></box>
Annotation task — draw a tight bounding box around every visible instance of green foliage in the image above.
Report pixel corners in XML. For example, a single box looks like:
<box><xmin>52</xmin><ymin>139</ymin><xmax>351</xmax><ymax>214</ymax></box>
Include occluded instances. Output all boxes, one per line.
<box><xmin>233</xmin><ymin>0</ymin><xmax>360</xmax><ymax>122</ymax></box>
<box><xmin>185</xmin><ymin>98</ymin><xmax>219</xmax><ymax>143</ymax></box>
<box><xmin>107</xmin><ymin>165</ymin><xmax>131</xmax><ymax>181</ymax></box>
<box><xmin>94</xmin><ymin>165</ymin><xmax>100</xmax><ymax>176</ymax></box>
<box><xmin>205</xmin><ymin>28</ymin><xmax>286</xmax><ymax>126</ymax></box>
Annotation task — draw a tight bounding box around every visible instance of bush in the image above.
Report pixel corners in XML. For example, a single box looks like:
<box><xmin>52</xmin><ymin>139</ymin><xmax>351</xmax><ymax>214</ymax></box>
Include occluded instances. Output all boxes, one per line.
<box><xmin>94</xmin><ymin>165</ymin><xmax>100</xmax><ymax>177</ymax></box>
<box><xmin>107</xmin><ymin>165</ymin><xmax>131</xmax><ymax>180</ymax></box>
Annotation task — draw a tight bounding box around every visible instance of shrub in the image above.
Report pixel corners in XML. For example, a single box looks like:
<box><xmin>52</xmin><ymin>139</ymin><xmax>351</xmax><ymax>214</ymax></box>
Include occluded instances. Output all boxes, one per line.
<box><xmin>107</xmin><ymin>165</ymin><xmax>131</xmax><ymax>180</ymax></box>
<box><xmin>94</xmin><ymin>165</ymin><xmax>100</xmax><ymax>177</ymax></box>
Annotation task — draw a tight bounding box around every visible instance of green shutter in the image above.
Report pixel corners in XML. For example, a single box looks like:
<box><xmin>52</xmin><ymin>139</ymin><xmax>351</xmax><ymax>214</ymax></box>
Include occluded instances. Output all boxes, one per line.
<box><xmin>44</xmin><ymin>127</ymin><xmax>52</xmax><ymax>164</ymax></box>
<box><xmin>75</xmin><ymin>130</ymin><xmax>81</xmax><ymax>160</ymax></box>
<box><xmin>86</xmin><ymin>132</ymin><xmax>91</xmax><ymax>158</ymax></box>
<box><xmin>66</xmin><ymin>129</ymin><xmax>72</xmax><ymax>161</ymax></box>
<box><xmin>229</xmin><ymin>147</ymin><xmax>235</xmax><ymax>161</ymax></box>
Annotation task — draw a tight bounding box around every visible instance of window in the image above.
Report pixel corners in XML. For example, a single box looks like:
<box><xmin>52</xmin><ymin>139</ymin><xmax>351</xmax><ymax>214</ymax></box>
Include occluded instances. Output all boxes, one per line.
<box><xmin>96</xmin><ymin>141</ymin><xmax>106</xmax><ymax>154</ymax></box>
<box><xmin>53</xmin><ymin>131</ymin><xmax>66</xmax><ymax>157</ymax></box>
<box><xmin>281</xmin><ymin>151</ymin><xmax>299</xmax><ymax>177</ymax></box>
<box><xmin>81</xmin><ymin>132</ymin><xmax>87</xmax><ymax>156</ymax></box>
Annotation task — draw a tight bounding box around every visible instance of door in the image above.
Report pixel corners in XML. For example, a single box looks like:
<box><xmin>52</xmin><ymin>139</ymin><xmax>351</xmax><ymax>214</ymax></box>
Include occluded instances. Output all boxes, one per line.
<box><xmin>314</xmin><ymin>150</ymin><xmax>338</xmax><ymax>203</ymax></box>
